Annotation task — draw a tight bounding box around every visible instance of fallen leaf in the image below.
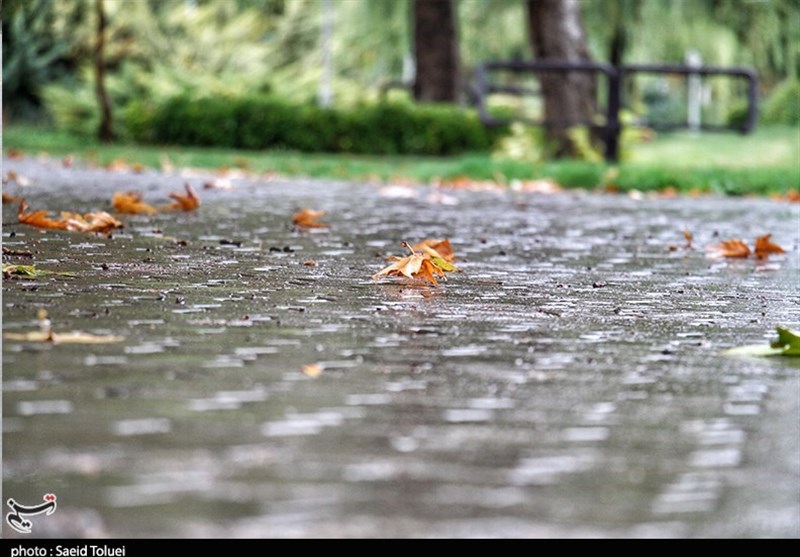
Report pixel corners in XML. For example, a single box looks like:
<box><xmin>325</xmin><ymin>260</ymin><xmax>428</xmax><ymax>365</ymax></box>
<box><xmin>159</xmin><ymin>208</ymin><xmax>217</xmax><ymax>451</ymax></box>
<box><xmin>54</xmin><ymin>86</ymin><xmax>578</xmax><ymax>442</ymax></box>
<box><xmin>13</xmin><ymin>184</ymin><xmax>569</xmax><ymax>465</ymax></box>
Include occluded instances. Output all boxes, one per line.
<box><xmin>3</xmin><ymin>192</ymin><xmax>20</xmax><ymax>204</ymax></box>
<box><xmin>724</xmin><ymin>326</ymin><xmax>800</xmax><ymax>357</ymax></box>
<box><xmin>302</xmin><ymin>260</ymin><xmax>318</xmax><ymax>267</ymax></box>
<box><xmin>373</xmin><ymin>241</ymin><xmax>446</xmax><ymax>286</ymax></box>
<box><xmin>61</xmin><ymin>211</ymin><xmax>124</xmax><ymax>235</ymax></box>
<box><xmin>669</xmin><ymin>229</ymin><xmax>694</xmax><ymax>252</ymax></box>
<box><xmin>412</xmin><ymin>239</ymin><xmax>456</xmax><ymax>262</ymax></box>
<box><xmin>202</xmin><ymin>178</ymin><xmax>234</xmax><ymax>190</ymax></box>
<box><xmin>3</xmin><ymin>170</ymin><xmax>31</xmax><ymax>186</ymax></box>
<box><xmin>3</xmin><ymin>264</ymin><xmax>77</xmax><ymax>279</ymax></box>
<box><xmin>7</xmin><ymin>148</ymin><xmax>24</xmax><ymax>159</ymax></box>
<box><xmin>163</xmin><ymin>183</ymin><xmax>201</xmax><ymax>211</ymax></box>
<box><xmin>112</xmin><ymin>191</ymin><xmax>158</xmax><ymax>215</ymax></box>
<box><xmin>683</xmin><ymin>229</ymin><xmax>693</xmax><ymax>250</ymax></box>
<box><xmin>707</xmin><ymin>239</ymin><xmax>751</xmax><ymax>258</ymax></box>
<box><xmin>2</xmin><ymin>247</ymin><xmax>33</xmax><ymax>257</ymax></box>
<box><xmin>3</xmin><ymin>330</ymin><xmax>124</xmax><ymax>344</ymax></box>
<box><xmin>301</xmin><ymin>363</ymin><xmax>323</xmax><ymax>378</ymax></box>
<box><xmin>19</xmin><ymin>200</ymin><xmax>123</xmax><ymax>235</ymax></box>
<box><xmin>3</xmin><ymin>310</ymin><xmax>123</xmax><ymax>344</ymax></box>
<box><xmin>292</xmin><ymin>208</ymin><xmax>327</xmax><ymax>229</ymax></box>
<box><xmin>754</xmin><ymin>234</ymin><xmax>785</xmax><ymax>260</ymax></box>
<box><xmin>105</xmin><ymin>158</ymin><xmax>130</xmax><ymax>172</ymax></box>
<box><xmin>374</xmin><ymin>251</ymin><xmax>425</xmax><ymax>281</ymax></box>
<box><xmin>18</xmin><ymin>200</ymin><xmax>68</xmax><ymax>230</ymax></box>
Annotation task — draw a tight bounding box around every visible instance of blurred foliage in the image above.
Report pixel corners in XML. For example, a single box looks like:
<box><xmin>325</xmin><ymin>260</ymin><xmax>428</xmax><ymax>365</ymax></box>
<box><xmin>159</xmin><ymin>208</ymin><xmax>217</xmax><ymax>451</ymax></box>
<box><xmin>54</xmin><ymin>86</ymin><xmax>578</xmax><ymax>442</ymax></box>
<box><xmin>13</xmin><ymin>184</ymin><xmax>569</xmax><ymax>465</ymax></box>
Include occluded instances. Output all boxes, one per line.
<box><xmin>1</xmin><ymin>0</ymin><xmax>85</xmax><ymax>119</ymax></box>
<box><xmin>761</xmin><ymin>78</ymin><xmax>800</xmax><ymax>126</ymax></box>
<box><xmin>3</xmin><ymin>0</ymin><xmax>797</xmax><ymax>159</ymax></box>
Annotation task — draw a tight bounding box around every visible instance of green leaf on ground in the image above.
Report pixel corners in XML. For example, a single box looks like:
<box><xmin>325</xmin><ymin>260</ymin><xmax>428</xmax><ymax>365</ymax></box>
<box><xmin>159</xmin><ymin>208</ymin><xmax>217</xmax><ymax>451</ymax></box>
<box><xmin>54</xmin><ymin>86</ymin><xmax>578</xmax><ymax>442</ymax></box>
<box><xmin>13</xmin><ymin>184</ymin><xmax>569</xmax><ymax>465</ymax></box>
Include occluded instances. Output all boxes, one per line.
<box><xmin>3</xmin><ymin>264</ymin><xmax>77</xmax><ymax>278</ymax></box>
<box><xmin>724</xmin><ymin>326</ymin><xmax>800</xmax><ymax>357</ymax></box>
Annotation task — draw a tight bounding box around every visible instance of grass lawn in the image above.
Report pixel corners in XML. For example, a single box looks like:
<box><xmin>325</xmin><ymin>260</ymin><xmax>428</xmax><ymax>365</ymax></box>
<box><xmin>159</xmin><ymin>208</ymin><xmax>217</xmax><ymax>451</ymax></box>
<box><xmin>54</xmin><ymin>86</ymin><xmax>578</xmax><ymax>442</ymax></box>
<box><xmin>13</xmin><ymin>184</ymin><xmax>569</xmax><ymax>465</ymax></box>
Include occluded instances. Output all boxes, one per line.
<box><xmin>3</xmin><ymin>124</ymin><xmax>798</xmax><ymax>196</ymax></box>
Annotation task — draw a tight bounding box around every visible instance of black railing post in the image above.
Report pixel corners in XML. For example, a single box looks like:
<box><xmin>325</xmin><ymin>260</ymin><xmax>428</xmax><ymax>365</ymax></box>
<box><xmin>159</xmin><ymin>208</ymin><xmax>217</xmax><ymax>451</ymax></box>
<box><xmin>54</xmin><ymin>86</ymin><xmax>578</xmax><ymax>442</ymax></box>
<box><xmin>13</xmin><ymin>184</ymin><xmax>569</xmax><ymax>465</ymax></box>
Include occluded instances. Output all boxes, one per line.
<box><xmin>605</xmin><ymin>66</ymin><xmax>622</xmax><ymax>163</ymax></box>
<box><xmin>743</xmin><ymin>68</ymin><xmax>759</xmax><ymax>134</ymax></box>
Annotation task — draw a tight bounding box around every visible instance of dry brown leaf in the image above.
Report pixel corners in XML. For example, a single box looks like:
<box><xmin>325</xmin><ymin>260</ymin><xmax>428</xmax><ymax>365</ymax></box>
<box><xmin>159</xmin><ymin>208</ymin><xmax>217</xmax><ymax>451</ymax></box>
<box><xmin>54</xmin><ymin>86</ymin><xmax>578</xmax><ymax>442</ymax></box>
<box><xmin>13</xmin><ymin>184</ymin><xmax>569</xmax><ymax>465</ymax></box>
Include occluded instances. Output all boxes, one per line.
<box><xmin>18</xmin><ymin>200</ymin><xmax>68</xmax><ymax>230</ymax></box>
<box><xmin>292</xmin><ymin>208</ymin><xmax>327</xmax><ymax>229</ymax></box>
<box><xmin>19</xmin><ymin>200</ymin><xmax>122</xmax><ymax>235</ymax></box>
<box><xmin>754</xmin><ymin>234</ymin><xmax>785</xmax><ymax>259</ymax></box>
<box><xmin>667</xmin><ymin>229</ymin><xmax>693</xmax><ymax>252</ymax></box>
<box><xmin>3</xmin><ymin>310</ymin><xmax>123</xmax><ymax>344</ymax></box>
<box><xmin>163</xmin><ymin>183</ymin><xmax>201</xmax><ymax>211</ymax></box>
<box><xmin>3</xmin><ymin>192</ymin><xmax>20</xmax><ymax>204</ymax></box>
<box><xmin>61</xmin><ymin>211</ymin><xmax>124</xmax><ymax>235</ymax></box>
<box><xmin>4</xmin><ymin>330</ymin><xmax>125</xmax><ymax>344</ymax></box>
<box><xmin>202</xmin><ymin>178</ymin><xmax>234</xmax><ymax>190</ymax></box>
<box><xmin>4</xmin><ymin>170</ymin><xmax>31</xmax><ymax>186</ymax></box>
<box><xmin>105</xmin><ymin>158</ymin><xmax>130</xmax><ymax>172</ymax></box>
<box><xmin>708</xmin><ymin>239</ymin><xmax>751</xmax><ymax>258</ymax></box>
<box><xmin>7</xmin><ymin>148</ymin><xmax>24</xmax><ymax>160</ymax></box>
<box><xmin>412</xmin><ymin>239</ymin><xmax>456</xmax><ymax>262</ymax></box>
<box><xmin>301</xmin><ymin>363</ymin><xmax>323</xmax><ymax>378</ymax></box>
<box><xmin>112</xmin><ymin>191</ymin><xmax>158</xmax><ymax>215</ymax></box>
<box><xmin>373</xmin><ymin>242</ymin><xmax>444</xmax><ymax>286</ymax></box>
<box><xmin>374</xmin><ymin>252</ymin><xmax>425</xmax><ymax>281</ymax></box>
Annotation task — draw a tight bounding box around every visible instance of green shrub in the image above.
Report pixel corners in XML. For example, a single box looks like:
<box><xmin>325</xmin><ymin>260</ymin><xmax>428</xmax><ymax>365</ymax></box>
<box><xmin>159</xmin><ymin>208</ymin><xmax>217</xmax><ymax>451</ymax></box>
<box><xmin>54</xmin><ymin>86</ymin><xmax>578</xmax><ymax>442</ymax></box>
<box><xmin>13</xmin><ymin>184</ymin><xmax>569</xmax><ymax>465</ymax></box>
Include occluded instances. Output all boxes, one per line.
<box><xmin>124</xmin><ymin>95</ymin><xmax>501</xmax><ymax>156</ymax></box>
<box><xmin>40</xmin><ymin>82</ymin><xmax>99</xmax><ymax>137</ymax></box>
<box><xmin>761</xmin><ymin>78</ymin><xmax>800</xmax><ymax>126</ymax></box>
<box><xmin>121</xmin><ymin>100</ymin><xmax>157</xmax><ymax>143</ymax></box>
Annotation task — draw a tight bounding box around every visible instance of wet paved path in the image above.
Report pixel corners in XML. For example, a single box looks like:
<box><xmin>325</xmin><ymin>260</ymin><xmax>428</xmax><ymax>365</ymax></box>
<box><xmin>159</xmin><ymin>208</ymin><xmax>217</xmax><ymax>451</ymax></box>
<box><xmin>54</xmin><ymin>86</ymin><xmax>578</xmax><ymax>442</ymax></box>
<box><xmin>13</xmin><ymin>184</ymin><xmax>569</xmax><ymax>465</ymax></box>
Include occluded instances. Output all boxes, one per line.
<box><xmin>2</xmin><ymin>157</ymin><xmax>799</xmax><ymax>538</ymax></box>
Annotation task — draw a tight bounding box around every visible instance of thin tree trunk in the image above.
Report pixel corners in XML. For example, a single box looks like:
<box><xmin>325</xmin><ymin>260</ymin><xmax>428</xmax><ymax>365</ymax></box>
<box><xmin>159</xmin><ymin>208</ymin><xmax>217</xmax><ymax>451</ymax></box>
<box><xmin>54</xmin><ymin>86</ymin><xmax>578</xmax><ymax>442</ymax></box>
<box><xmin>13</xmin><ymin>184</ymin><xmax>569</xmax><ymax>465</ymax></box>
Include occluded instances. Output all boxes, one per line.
<box><xmin>412</xmin><ymin>0</ymin><xmax>459</xmax><ymax>103</ymax></box>
<box><xmin>526</xmin><ymin>0</ymin><xmax>597</xmax><ymax>157</ymax></box>
<box><xmin>95</xmin><ymin>0</ymin><xmax>114</xmax><ymax>143</ymax></box>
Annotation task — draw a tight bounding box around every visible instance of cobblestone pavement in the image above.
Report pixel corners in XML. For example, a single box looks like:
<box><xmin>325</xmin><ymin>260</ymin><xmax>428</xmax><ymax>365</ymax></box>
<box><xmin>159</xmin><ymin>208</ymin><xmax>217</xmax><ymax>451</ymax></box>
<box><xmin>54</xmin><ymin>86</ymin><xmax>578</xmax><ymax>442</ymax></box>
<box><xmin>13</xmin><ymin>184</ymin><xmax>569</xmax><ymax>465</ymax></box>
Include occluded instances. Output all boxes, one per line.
<box><xmin>2</xmin><ymin>156</ymin><xmax>799</xmax><ymax>538</ymax></box>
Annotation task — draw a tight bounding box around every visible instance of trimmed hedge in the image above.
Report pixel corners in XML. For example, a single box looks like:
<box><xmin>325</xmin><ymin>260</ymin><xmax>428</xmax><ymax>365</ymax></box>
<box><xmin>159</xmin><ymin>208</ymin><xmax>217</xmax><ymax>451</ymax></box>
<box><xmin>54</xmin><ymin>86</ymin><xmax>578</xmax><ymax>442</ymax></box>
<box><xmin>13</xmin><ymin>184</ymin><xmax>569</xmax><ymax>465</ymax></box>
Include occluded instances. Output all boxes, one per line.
<box><xmin>123</xmin><ymin>95</ymin><xmax>505</xmax><ymax>156</ymax></box>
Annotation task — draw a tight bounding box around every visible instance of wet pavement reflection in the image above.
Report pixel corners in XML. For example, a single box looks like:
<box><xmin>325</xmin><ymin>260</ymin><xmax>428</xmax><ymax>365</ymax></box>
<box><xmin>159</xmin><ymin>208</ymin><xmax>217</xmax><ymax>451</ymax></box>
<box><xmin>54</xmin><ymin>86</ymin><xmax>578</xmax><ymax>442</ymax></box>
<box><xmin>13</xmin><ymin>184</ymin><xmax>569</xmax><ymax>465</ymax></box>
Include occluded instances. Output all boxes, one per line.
<box><xmin>3</xmin><ymin>158</ymin><xmax>799</xmax><ymax>538</ymax></box>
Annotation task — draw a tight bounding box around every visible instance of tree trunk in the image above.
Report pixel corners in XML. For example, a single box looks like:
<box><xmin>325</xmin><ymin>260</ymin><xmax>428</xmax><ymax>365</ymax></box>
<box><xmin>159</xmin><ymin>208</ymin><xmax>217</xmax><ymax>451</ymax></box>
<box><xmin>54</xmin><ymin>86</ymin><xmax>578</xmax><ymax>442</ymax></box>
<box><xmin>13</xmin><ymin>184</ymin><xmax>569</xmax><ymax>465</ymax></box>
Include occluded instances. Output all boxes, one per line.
<box><xmin>95</xmin><ymin>0</ymin><xmax>114</xmax><ymax>143</ymax></box>
<box><xmin>526</xmin><ymin>0</ymin><xmax>597</xmax><ymax>157</ymax></box>
<box><xmin>412</xmin><ymin>0</ymin><xmax>459</xmax><ymax>103</ymax></box>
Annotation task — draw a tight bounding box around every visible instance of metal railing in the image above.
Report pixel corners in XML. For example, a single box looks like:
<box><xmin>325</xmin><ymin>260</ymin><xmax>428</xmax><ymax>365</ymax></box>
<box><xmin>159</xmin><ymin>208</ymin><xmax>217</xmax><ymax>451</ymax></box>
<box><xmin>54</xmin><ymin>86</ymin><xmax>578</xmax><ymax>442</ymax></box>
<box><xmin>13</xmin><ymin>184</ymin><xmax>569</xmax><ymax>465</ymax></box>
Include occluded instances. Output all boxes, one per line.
<box><xmin>474</xmin><ymin>61</ymin><xmax>759</xmax><ymax>162</ymax></box>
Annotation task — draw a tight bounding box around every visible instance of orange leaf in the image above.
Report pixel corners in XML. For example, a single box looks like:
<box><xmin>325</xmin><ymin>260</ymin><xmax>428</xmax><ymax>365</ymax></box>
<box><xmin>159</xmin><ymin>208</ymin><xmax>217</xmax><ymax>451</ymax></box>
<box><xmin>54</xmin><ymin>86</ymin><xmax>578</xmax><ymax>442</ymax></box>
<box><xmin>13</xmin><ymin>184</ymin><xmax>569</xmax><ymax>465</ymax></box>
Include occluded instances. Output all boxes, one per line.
<box><xmin>412</xmin><ymin>238</ymin><xmax>456</xmax><ymax>262</ymax></box>
<box><xmin>112</xmin><ymin>191</ymin><xmax>158</xmax><ymax>215</ymax></box>
<box><xmin>292</xmin><ymin>208</ymin><xmax>327</xmax><ymax>229</ymax></box>
<box><xmin>683</xmin><ymin>229</ymin><xmax>693</xmax><ymax>249</ymax></box>
<box><xmin>754</xmin><ymin>234</ymin><xmax>785</xmax><ymax>260</ymax></box>
<box><xmin>163</xmin><ymin>183</ymin><xmax>201</xmax><ymax>212</ymax></box>
<box><xmin>708</xmin><ymin>239</ymin><xmax>751</xmax><ymax>258</ymax></box>
<box><xmin>373</xmin><ymin>242</ymin><xmax>442</xmax><ymax>286</ymax></box>
<box><xmin>417</xmin><ymin>258</ymin><xmax>444</xmax><ymax>286</ymax></box>
<box><xmin>18</xmin><ymin>200</ymin><xmax>68</xmax><ymax>230</ymax></box>
<box><xmin>301</xmin><ymin>363</ymin><xmax>323</xmax><ymax>378</ymax></box>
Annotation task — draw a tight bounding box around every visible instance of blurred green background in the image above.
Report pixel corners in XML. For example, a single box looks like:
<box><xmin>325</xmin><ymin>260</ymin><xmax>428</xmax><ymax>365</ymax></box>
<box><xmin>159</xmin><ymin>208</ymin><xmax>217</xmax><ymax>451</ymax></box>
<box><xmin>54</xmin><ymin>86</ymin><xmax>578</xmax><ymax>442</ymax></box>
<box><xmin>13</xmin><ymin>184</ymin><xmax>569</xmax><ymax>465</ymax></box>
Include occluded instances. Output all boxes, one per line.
<box><xmin>3</xmin><ymin>0</ymin><xmax>799</xmax><ymax>194</ymax></box>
